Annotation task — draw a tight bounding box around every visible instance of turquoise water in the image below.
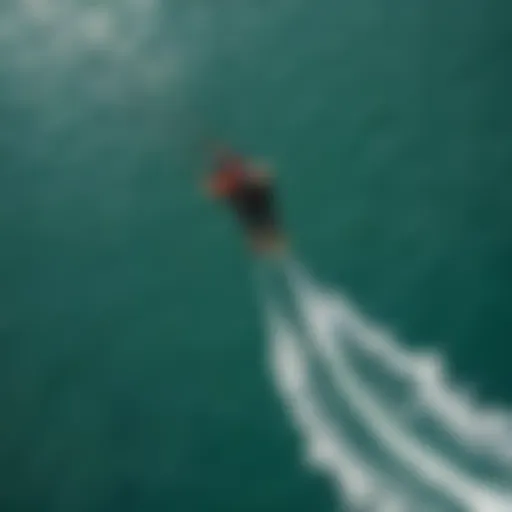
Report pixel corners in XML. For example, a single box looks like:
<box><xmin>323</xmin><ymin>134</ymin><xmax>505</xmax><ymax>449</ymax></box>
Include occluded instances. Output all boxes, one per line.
<box><xmin>1</xmin><ymin>1</ymin><xmax>512</xmax><ymax>511</ymax></box>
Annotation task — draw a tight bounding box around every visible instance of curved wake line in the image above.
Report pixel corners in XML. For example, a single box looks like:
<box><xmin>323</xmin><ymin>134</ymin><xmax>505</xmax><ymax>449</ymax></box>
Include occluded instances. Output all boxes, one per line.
<box><xmin>260</xmin><ymin>257</ymin><xmax>512</xmax><ymax>512</ymax></box>
<box><xmin>286</xmin><ymin>259</ymin><xmax>512</xmax><ymax>462</ymax></box>
<box><xmin>268</xmin><ymin>311</ymin><xmax>409</xmax><ymax>511</ymax></box>
<box><xmin>290</xmin><ymin>282</ymin><xmax>512</xmax><ymax>510</ymax></box>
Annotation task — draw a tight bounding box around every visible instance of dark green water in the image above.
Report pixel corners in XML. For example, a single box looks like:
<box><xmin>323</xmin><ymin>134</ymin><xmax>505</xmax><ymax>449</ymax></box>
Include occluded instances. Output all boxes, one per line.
<box><xmin>1</xmin><ymin>1</ymin><xmax>512</xmax><ymax>511</ymax></box>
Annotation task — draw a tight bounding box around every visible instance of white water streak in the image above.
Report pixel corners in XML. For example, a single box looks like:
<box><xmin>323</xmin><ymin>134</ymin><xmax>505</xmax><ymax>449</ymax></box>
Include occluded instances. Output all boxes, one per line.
<box><xmin>263</xmin><ymin>258</ymin><xmax>512</xmax><ymax>512</ymax></box>
<box><xmin>287</xmin><ymin>260</ymin><xmax>512</xmax><ymax>462</ymax></box>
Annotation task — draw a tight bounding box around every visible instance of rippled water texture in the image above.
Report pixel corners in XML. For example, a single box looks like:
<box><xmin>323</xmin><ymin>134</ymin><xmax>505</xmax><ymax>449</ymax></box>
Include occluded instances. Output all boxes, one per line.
<box><xmin>1</xmin><ymin>1</ymin><xmax>512</xmax><ymax>511</ymax></box>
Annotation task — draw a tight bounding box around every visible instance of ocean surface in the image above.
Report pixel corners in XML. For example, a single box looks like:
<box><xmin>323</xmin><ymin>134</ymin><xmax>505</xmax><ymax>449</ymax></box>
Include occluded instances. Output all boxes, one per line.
<box><xmin>1</xmin><ymin>1</ymin><xmax>512</xmax><ymax>511</ymax></box>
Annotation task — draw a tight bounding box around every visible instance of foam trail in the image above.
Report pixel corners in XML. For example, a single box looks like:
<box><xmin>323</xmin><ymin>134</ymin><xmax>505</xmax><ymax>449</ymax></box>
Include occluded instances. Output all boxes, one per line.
<box><xmin>285</xmin><ymin>259</ymin><xmax>512</xmax><ymax>463</ymax></box>
<box><xmin>265</xmin><ymin>303</ymin><xmax>412</xmax><ymax>511</ymax></box>
<box><xmin>258</xmin><ymin>256</ymin><xmax>512</xmax><ymax>512</ymax></box>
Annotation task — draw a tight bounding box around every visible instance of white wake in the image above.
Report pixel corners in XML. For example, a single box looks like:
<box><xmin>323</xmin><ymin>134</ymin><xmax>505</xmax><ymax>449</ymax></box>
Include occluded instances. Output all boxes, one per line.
<box><xmin>258</xmin><ymin>257</ymin><xmax>512</xmax><ymax>512</ymax></box>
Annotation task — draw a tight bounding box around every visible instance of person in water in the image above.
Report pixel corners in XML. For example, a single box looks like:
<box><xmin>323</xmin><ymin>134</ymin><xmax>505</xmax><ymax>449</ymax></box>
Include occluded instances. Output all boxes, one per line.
<box><xmin>203</xmin><ymin>147</ymin><xmax>286</xmax><ymax>254</ymax></box>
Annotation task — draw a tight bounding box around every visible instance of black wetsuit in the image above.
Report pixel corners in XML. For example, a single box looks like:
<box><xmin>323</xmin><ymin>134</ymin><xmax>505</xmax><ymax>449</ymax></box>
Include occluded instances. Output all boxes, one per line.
<box><xmin>229</xmin><ymin>180</ymin><xmax>277</xmax><ymax>233</ymax></box>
